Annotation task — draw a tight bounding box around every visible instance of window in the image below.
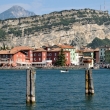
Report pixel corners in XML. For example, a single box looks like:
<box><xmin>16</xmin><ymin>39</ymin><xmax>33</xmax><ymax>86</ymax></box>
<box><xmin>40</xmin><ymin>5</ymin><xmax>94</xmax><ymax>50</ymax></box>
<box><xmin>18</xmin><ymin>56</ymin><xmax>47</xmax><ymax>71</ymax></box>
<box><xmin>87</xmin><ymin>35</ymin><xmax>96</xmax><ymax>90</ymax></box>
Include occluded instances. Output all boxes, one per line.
<box><xmin>25</xmin><ymin>52</ymin><xmax>28</xmax><ymax>56</ymax></box>
<box><xmin>49</xmin><ymin>58</ymin><xmax>51</xmax><ymax>60</ymax></box>
<box><xmin>38</xmin><ymin>53</ymin><xmax>41</xmax><ymax>56</ymax></box>
<box><xmin>48</xmin><ymin>53</ymin><xmax>52</xmax><ymax>56</ymax></box>
<box><xmin>3</xmin><ymin>55</ymin><xmax>5</xmax><ymax>58</ymax></box>
<box><xmin>49</xmin><ymin>53</ymin><xmax>52</xmax><ymax>56</ymax></box>
<box><xmin>54</xmin><ymin>57</ymin><xmax>56</xmax><ymax>61</ymax></box>
<box><xmin>6</xmin><ymin>55</ymin><xmax>7</xmax><ymax>58</ymax></box>
<box><xmin>34</xmin><ymin>53</ymin><xmax>36</xmax><ymax>56</ymax></box>
<box><xmin>55</xmin><ymin>53</ymin><xmax>56</xmax><ymax>56</ymax></box>
<box><xmin>34</xmin><ymin>58</ymin><xmax>36</xmax><ymax>61</ymax></box>
<box><xmin>39</xmin><ymin>58</ymin><xmax>41</xmax><ymax>61</ymax></box>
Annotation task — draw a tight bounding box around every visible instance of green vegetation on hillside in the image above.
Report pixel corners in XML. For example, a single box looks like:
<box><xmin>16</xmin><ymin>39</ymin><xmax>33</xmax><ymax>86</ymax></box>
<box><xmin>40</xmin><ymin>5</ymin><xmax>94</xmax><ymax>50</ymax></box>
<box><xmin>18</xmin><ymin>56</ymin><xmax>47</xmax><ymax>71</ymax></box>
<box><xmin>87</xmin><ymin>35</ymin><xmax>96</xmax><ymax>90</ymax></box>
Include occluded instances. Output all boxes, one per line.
<box><xmin>0</xmin><ymin>29</ymin><xmax>6</xmax><ymax>40</ymax></box>
<box><xmin>1</xmin><ymin>8</ymin><xmax>110</xmax><ymax>40</ymax></box>
<box><xmin>87</xmin><ymin>37</ymin><xmax>110</xmax><ymax>48</ymax></box>
<box><xmin>8</xmin><ymin>28</ymin><xmax>22</xmax><ymax>37</ymax></box>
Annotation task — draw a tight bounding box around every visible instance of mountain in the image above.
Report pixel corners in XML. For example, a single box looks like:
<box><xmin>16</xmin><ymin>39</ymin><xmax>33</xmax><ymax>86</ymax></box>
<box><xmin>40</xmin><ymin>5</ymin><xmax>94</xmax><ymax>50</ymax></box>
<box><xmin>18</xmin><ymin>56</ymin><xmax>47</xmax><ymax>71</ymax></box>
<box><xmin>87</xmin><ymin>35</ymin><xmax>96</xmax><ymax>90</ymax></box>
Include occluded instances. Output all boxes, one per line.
<box><xmin>0</xmin><ymin>5</ymin><xmax>35</xmax><ymax>20</ymax></box>
<box><xmin>0</xmin><ymin>8</ymin><xmax>110</xmax><ymax>49</ymax></box>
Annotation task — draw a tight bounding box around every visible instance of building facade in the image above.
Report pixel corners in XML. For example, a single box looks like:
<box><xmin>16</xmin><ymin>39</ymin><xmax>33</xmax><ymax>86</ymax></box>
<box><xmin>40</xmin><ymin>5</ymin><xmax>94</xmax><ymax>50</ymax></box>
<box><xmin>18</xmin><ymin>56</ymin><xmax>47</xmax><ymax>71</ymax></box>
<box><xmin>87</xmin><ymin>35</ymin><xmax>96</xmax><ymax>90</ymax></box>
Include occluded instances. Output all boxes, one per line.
<box><xmin>57</xmin><ymin>44</ymin><xmax>76</xmax><ymax>65</ymax></box>
<box><xmin>105</xmin><ymin>49</ymin><xmax>110</xmax><ymax>63</ymax></box>
<box><xmin>99</xmin><ymin>46</ymin><xmax>110</xmax><ymax>63</ymax></box>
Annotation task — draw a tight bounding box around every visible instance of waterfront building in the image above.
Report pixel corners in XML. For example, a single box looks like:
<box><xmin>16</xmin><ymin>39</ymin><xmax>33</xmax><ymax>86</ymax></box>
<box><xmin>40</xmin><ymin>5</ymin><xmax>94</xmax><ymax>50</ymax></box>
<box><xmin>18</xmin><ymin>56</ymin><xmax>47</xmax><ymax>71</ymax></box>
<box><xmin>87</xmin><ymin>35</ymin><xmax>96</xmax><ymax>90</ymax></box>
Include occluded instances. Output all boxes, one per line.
<box><xmin>0</xmin><ymin>50</ymin><xmax>25</xmax><ymax>67</ymax></box>
<box><xmin>11</xmin><ymin>46</ymin><xmax>33</xmax><ymax>66</ymax></box>
<box><xmin>74</xmin><ymin>50</ymin><xmax>83</xmax><ymax>65</ymax></box>
<box><xmin>32</xmin><ymin>48</ymin><xmax>48</xmax><ymax>67</ymax></box>
<box><xmin>46</xmin><ymin>47</ymin><xmax>71</xmax><ymax>66</ymax></box>
<box><xmin>105</xmin><ymin>49</ymin><xmax>110</xmax><ymax>63</ymax></box>
<box><xmin>93</xmin><ymin>48</ymin><xmax>99</xmax><ymax>64</ymax></box>
<box><xmin>0</xmin><ymin>45</ymin><xmax>71</xmax><ymax>67</ymax></box>
<box><xmin>0</xmin><ymin>46</ymin><xmax>33</xmax><ymax>67</ymax></box>
<box><xmin>99</xmin><ymin>45</ymin><xmax>110</xmax><ymax>63</ymax></box>
<box><xmin>56</xmin><ymin>44</ymin><xmax>76</xmax><ymax>65</ymax></box>
<box><xmin>46</xmin><ymin>48</ymin><xmax>61</xmax><ymax>65</ymax></box>
<box><xmin>82</xmin><ymin>48</ymin><xmax>94</xmax><ymax>68</ymax></box>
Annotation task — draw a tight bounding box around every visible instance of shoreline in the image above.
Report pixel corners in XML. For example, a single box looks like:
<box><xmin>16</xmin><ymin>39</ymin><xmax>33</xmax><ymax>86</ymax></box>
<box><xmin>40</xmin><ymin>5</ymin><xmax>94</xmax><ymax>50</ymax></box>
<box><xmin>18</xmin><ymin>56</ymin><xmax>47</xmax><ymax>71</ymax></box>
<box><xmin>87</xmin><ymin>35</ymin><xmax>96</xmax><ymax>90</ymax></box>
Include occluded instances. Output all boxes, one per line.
<box><xmin>0</xmin><ymin>65</ymin><xmax>85</xmax><ymax>70</ymax></box>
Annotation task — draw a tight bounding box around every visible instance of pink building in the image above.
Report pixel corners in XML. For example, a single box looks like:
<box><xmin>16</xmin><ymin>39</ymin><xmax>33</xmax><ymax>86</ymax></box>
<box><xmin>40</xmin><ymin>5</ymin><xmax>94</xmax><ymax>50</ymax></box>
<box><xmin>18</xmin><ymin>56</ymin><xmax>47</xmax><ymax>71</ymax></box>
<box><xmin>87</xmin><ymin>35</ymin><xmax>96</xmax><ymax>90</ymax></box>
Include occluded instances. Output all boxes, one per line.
<box><xmin>0</xmin><ymin>46</ymin><xmax>33</xmax><ymax>67</ymax></box>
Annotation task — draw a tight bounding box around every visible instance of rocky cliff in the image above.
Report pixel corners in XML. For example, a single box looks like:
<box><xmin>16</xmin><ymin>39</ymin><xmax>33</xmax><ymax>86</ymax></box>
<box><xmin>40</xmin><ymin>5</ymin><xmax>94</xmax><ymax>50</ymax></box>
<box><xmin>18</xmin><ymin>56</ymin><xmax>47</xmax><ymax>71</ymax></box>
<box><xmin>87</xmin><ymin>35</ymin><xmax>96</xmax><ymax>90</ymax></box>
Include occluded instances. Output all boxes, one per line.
<box><xmin>0</xmin><ymin>8</ymin><xmax>110</xmax><ymax>48</ymax></box>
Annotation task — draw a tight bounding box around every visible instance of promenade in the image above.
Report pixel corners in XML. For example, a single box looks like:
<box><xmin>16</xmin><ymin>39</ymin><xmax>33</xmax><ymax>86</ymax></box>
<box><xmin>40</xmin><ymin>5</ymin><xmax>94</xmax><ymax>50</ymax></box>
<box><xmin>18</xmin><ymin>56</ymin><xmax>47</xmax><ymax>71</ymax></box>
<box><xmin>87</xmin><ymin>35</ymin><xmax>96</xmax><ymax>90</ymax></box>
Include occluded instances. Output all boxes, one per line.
<box><xmin>0</xmin><ymin>65</ymin><xmax>85</xmax><ymax>70</ymax></box>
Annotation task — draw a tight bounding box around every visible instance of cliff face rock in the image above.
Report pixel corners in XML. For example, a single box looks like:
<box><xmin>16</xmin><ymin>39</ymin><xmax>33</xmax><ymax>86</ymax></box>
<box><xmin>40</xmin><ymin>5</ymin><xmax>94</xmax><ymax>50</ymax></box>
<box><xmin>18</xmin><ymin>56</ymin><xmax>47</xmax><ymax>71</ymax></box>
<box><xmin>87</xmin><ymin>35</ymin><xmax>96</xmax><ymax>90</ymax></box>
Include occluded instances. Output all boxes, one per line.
<box><xmin>2</xmin><ymin>23</ymin><xmax>109</xmax><ymax>48</ymax></box>
<box><xmin>0</xmin><ymin>8</ymin><xmax>110</xmax><ymax>48</ymax></box>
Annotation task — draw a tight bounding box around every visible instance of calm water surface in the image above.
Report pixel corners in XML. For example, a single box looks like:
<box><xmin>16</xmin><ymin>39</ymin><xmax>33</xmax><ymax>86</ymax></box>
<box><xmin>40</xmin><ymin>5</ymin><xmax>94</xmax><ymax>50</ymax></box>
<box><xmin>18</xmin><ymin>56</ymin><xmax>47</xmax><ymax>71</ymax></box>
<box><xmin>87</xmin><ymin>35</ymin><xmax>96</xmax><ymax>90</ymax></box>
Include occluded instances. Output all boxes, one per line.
<box><xmin>0</xmin><ymin>69</ymin><xmax>110</xmax><ymax>110</ymax></box>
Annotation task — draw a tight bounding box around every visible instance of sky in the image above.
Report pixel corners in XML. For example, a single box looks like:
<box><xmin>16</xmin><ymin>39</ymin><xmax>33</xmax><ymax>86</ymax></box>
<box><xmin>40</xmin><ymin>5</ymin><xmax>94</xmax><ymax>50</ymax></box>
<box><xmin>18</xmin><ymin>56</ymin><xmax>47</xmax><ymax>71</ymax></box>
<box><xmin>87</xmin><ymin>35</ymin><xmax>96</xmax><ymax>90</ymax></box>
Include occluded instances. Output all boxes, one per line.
<box><xmin>0</xmin><ymin>0</ymin><xmax>110</xmax><ymax>15</ymax></box>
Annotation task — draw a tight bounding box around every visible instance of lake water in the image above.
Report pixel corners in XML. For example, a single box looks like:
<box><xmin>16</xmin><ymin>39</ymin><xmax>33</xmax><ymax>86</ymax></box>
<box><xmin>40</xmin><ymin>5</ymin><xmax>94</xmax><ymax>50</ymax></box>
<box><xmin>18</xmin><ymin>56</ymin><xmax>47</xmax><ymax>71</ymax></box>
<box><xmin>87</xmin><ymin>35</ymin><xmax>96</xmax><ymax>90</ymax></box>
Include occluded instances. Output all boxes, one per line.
<box><xmin>0</xmin><ymin>69</ymin><xmax>110</xmax><ymax>110</ymax></box>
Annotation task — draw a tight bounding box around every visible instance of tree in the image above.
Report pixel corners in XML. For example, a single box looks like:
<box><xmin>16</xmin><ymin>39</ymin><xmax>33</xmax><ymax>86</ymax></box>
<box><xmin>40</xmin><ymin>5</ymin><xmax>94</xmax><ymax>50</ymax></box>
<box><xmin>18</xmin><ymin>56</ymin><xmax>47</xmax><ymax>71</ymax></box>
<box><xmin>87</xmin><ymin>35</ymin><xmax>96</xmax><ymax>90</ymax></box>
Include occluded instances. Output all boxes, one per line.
<box><xmin>55</xmin><ymin>49</ymin><xmax>66</xmax><ymax>66</ymax></box>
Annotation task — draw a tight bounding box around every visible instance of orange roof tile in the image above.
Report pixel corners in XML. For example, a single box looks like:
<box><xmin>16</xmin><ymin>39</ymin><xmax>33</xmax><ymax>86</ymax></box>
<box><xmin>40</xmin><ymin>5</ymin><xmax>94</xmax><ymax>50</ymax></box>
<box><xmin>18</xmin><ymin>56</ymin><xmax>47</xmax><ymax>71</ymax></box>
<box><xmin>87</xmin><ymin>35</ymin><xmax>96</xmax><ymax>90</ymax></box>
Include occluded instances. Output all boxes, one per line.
<box><xmin>0</xmin><ymin>46</ymin><xmax>33</xmax><ymax>55</ymax></box>
<box><xmin>0</xmin><ymin>50</ymin><xmax>10</xmax><ymax>54</ymax></box>
<box><xmin>0</xmin><ymin>49</ymin><xmax>20</xmax><ymax>54</ymax></box>
<box><xmin>11</xmin><ymin>46</ymin><xmax>33</xmax><ymax>51</ymax></box>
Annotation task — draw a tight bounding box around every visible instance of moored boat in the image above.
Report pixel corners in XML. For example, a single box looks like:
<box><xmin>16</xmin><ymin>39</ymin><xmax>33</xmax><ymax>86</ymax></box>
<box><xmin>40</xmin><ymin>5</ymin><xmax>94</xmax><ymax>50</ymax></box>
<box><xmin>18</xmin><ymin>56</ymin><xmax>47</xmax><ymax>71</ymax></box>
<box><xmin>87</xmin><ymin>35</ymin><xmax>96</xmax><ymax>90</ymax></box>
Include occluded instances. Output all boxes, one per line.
<box><xmin>60</xmin><ymin>70</ymin><xmax>69</xmax><ymax>73</ymax></box>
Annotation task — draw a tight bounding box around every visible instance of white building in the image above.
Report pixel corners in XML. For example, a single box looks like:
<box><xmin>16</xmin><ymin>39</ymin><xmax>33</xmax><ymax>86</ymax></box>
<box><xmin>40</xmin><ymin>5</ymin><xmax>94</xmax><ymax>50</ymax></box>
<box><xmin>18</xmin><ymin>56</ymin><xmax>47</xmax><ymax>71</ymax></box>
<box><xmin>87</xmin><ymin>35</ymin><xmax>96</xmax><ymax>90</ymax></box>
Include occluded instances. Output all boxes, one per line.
<box><xmin>71</xmin><ymin>50</ymin><xmax>83</xmax><ymax>65</ymax></box>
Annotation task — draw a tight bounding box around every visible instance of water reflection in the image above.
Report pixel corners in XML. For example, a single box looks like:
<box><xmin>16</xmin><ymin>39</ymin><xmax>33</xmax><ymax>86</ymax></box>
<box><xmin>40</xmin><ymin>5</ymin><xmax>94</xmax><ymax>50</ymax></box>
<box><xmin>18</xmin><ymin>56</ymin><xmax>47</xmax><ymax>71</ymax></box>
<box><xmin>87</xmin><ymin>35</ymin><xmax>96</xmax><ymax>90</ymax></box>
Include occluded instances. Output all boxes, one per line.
<box><xmin>26</xmin><ymin>103</ymin><xmax>36</xmax><ymax>110</ymax></box>
<box><xmin>85</xmin><ymin>95</ymin><xmax>94</xmax><ymax>109</ymax></box>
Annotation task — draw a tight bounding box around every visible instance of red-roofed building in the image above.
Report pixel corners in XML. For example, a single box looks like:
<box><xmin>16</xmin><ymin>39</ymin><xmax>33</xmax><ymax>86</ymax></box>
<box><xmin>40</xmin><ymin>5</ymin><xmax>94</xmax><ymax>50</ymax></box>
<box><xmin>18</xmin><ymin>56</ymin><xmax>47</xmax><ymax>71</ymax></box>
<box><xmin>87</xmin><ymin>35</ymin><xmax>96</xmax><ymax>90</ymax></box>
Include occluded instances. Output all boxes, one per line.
<box><xmin>52</xmin><ymin>44</ymin><xmax>75</xmax><ymax>65</ymax></box>
<box><xmin>0</xmin><ymin>46</ymin><xmax>33</xmax><ymax>67</ymax></box>
<box><xmin>11</xmin><ymin>46</ymin><xmax>33</xmax><ymax>63</ymax></box>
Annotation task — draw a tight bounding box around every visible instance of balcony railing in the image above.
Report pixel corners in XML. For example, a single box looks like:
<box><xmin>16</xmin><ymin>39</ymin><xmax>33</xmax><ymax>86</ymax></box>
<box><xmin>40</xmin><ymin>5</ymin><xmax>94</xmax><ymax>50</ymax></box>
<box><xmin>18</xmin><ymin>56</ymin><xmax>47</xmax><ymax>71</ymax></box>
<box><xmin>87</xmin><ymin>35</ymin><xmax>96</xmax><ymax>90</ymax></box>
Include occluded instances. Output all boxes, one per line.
<box><xmin>0</xmin><ymin>61</ymin><xmax>13</xmax><ymax>63</ymax></box>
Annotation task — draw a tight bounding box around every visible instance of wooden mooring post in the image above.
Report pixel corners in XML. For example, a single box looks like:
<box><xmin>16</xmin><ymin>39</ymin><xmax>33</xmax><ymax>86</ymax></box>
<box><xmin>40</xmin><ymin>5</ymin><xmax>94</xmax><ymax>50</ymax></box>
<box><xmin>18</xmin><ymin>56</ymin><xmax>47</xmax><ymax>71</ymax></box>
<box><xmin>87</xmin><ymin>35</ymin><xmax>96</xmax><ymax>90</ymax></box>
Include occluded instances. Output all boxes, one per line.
<box><xmin>85</xmin><ymin>69</ymin><xmax>94</xmax><ymax>94</ymax></box>
<box><xmin>83</xmin><ymin>58</ymin><xmax>94</xmax><ymax>95</ymax></box>
<box><xmin>26</xmin><ymin>68</ymin><xmax>36</xmax><ymax>103</ymax></box>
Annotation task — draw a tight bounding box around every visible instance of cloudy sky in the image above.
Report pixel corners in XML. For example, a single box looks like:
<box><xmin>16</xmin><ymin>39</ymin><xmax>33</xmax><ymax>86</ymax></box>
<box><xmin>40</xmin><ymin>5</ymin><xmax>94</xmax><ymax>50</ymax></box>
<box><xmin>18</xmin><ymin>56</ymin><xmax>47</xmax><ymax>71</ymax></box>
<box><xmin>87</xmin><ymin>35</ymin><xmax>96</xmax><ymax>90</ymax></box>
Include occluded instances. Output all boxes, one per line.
<box><xmin>0</xmin><ymin>0</ymin><xmax>110</xmax><ymax>15</ymax></box>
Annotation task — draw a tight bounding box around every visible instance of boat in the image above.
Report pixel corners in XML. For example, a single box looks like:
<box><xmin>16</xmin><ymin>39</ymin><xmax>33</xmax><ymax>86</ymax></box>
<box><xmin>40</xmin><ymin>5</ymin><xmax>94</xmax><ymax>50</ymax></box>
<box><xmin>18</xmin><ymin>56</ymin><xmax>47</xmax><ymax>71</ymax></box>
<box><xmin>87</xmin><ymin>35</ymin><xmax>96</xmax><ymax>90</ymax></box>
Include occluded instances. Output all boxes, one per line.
<box><xmin>60</xmin><ymin>70</ymin><xmax>69</xmax><ymax>73</ymax></box>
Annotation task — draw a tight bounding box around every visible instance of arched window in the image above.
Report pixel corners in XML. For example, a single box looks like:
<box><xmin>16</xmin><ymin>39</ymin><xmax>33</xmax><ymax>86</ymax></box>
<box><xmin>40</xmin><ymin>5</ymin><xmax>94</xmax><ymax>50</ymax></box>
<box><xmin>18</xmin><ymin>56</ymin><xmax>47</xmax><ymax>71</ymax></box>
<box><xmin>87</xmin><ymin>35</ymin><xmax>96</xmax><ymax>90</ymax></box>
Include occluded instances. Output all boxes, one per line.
<box><xmin>34</xmin><ymin>58</ymin><xmax>36</xmax><ymax>61</ymax></box>
<box><xmin>54</xmin><ymin>57</ymin><xmax>57</xmax><ymax>61</ymax></box>
<box><xmin>34</xmin><ymin>53</ymin><xmax>36</xmax><ymax>56</ymax></box>
<box><xmin>49</xmin><ymin>53</ymin><xmax>52</xmax><ymax>56</ymax></box>
<box><xmin>38</xmin><ymin>53</ymin><xmax>41</xmax><ymax>56</ymax></box>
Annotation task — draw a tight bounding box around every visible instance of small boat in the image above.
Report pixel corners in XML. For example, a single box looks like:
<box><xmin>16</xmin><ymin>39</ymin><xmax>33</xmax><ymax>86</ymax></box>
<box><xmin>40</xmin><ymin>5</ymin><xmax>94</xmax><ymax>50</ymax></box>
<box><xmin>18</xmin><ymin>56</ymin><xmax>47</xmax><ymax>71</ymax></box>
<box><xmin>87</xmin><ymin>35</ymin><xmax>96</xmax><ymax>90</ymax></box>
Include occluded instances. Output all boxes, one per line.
<box><xmin>60</xmin><ymin>70</ymin><xmax>69</xmax><ymax>73</ymax></box>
